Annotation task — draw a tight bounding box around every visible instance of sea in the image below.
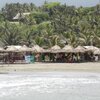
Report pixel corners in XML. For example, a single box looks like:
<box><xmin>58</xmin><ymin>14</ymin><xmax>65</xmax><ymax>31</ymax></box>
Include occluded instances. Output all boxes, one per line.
<box><xmin>0</xmin><ymin>72</ymin><xmax>100</xmax><ymax>100</ymax></box>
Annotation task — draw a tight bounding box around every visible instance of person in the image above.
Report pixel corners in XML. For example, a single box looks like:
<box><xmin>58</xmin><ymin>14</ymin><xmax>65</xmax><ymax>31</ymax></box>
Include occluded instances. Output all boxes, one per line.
<box><xmin>25</xmin><ymin>54</ymin><xmax>30</xmax><ymax>63</ymax></box>
<box><xmin>35</xmin><ymin>53</ymin><xmax>40</xmax><ymax>62</ymax></box>
<box><xmin>73</xmin><ymin>54</ymin><xmax>77</xmax><ymax>63</ymax></box>
<box><xmin>94</xmin><ymin>55</ymin><xmax>99</xmax><ymax>62</ymax></box>
<box><xmin>77</xmin><ymin>53</ymin><xmax>80</xmax><ymax>63</ymax></box>
<box><xmin>45</xmin><ymin>54</ymin><xmax>49</xmax><ymax>62</ymax></box>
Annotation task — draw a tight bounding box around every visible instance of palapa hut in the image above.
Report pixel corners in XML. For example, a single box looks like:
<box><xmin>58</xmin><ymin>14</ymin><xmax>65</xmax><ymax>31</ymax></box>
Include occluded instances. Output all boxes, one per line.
<box><xmin>32</xmin><ymin>45</ymin><xmax>44</xmax><ymax>62</ymax></box>
<box><xmin>5</xmin><ymin>46</ymin><xmax>19</xmax><ymax>63</ymax></box>
<box><xmin>17</xmin><ymin>45</ymin><xmax>36</xmax><ymax>63</ymax></box>
<box><xmin>40</xmin><ymin>49</ymin><xmax>52</xmax><ymax>62</ymax></box>
<box><xmin>73</xmin><ymin>46</ymin><xmax>86</xmax><ymax>62</ymax></box>
<box><xmin>83</xmin><ymin>46</ymin><xmax>99</xmax><ymax>62</ymax></box>
<box><xmin>6</xmin><ymin>45</ymin><xmax>34</xmax><ymax>62</ymax></box>
<box><xmin>50</xmin><ymin>45</ymin><xmax>66</xmax><ymax>62</ymax></box>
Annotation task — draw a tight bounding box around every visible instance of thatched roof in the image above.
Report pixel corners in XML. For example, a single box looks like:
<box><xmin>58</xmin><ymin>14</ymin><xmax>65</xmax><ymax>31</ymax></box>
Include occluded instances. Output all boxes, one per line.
<box><xmin>84</xmin><ymin>46</ymin><xmax>99</xmax><ymax>52</ymax></box>
<box><xmin>33</xmin><ymin>45</ymin><xmax>44</xmax><ymax>53</ymax></box>
<box><xmin>0</xmin><ymin>47</ymin><xmax>4</xmax><ymax>51</ymax></box>
<box><xmin>50</xmin><ymin>45</ymin><xmax>62</xmax><ymax>53</ymax></box>
<box><xmin>6</xmin><ymin>46</ymin><xmax>18</xmax><ymax>52</ymax></box>
<box><xmin>18</xmin><ymin>45</ymin><xmax>33</xmax><ymax>52</ymax></box>
<box><xmin>0</xmin><ymin>47</ymin><xmax>5</xmax><ymax>52</ymax></box>
<box><xmin>7</xmin><ymin>45</ymin><xmax>21</xmax><ymax>49</ymax></box>
<box><xmin>62</xmin><ymin>45</ymin><xmax>74</xmax><ymax>52</ymax></box>
<box><xmin>74</xmin><ymin>46</ymin><xmax>86</xmax><ymax>53</ymax></box>
<box><xmin>94</xmin><ymin>49</ymin><xmax>100</xmax><ymax>54</ymax></box>
<box><xmin>51</xmin><ymin>45</ymin><xmax>61</xmax><ymax>50</ymax></box>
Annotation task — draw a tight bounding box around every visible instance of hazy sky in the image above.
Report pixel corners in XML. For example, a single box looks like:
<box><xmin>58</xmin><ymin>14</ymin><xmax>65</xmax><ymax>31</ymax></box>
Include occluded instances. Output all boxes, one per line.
<box><xmin>0</xmin><ymin>0</ymin><xmax>99</xmax><ymax>9</ymax></box>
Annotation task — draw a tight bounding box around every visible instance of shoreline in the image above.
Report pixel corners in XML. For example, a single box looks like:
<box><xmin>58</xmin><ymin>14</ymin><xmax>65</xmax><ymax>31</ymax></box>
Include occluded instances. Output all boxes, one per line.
<box><xmin>0</xmin><ymin>62</ymin><xmax>100</xmax><ymax>73</ymax></box>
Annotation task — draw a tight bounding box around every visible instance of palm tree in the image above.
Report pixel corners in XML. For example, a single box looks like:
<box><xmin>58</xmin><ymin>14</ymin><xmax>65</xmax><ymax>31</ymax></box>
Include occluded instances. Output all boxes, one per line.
<box><xmin>0</xmin><ymin>22</ymin><xmax>21</xmax><ymax>46</ymax></box>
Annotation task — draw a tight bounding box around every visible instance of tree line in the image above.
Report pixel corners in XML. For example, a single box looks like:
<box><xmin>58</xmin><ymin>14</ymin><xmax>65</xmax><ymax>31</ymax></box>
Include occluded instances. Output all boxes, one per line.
<box><xmin>0</xmin><ymin>2</ymin><xmax>100</xmax><ymax>48</ymax></box>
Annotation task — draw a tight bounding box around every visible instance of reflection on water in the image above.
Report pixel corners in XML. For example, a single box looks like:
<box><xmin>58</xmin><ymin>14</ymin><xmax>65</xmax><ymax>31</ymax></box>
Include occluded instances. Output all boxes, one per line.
<box><xmin>0</xmin><ymin>72</ymin><xmax>100</xmax><ymax>100</ymax></box>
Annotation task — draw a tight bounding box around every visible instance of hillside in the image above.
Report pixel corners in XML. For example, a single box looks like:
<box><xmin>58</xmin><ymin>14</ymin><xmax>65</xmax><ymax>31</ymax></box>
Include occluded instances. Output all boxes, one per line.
<box><xmin>0</xmin><ymin>2</ymin><xmax>100</xmax><ymax>48</ymax></box>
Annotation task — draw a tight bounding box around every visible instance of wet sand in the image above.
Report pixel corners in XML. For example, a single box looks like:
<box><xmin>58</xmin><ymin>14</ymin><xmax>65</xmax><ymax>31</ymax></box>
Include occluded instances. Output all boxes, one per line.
<box><xmin>0</xmin><ymin>62</ymin><xmax>100</xmax><ymax>73</ymax></box>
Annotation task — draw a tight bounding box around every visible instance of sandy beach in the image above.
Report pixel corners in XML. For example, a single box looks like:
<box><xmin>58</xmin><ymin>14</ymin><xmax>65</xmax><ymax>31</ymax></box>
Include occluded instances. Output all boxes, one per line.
<box><xmin>0</xmin><ymin>62</ymin><xmax>100</xmax><ymax>73</ymax></box>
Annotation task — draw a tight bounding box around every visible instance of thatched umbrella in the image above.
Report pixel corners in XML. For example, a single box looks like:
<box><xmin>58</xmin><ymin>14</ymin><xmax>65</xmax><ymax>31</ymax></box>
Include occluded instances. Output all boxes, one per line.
<box><xmin>0</xmin><ymin>47</ymin><xmax>5</xmax><ymax>52</ymax></box>
<box><xmin>50</xmin><ymin>45</ymin><xmax>62</xmax><ymax>53</ymax></box>
<box><xmin>62</xmin><ymin>45</ymin><xmax>74</xmax><ymax>53</ymax></box>
<box><xmin>84</xmin><ymin>46</ymin><xmax>99</xmax><ymax>52</ymax></box>
<box><xmin>33</xmin><ymin>45</ymin><xmax>44</xmax><ymax>53</ymax></box>
<box><xmin>74</xmin><ymin>46</ymin><xmax>86</xmax><ymax>53</ymax></box>
<box><xmin>6</xmin><ymin>46</ymin><xmax>18</xmax><ymax>52</ymax></box>
<box><xmin>51</xmin><ymin>45</ymin><xmax>61</xmax><ymax>50</ymax></box>
<box><xmin>18</xmin><ymin>45</ymin><xmax>33</xmax><ymax>52</ymax></box>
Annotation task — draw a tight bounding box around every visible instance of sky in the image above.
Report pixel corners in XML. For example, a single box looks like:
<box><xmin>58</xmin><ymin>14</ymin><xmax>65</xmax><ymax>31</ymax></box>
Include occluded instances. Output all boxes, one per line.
<box><xmin>0</xmin><ymin>0</ymin><xmax>99</xmax><ymax>9</ymax></box>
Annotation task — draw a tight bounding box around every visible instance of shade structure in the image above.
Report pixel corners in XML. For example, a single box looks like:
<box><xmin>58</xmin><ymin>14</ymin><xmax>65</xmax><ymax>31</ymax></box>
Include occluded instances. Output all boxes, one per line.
<box><xmin>50</xmin><ymin>45</ymin><xmax>62</xmax><ymax>53</ymax></box>
<box><xmin>18</xmin><ymin>45</ymin><xmax>33</xmax><ymax>52</ymax></box>
<box><xmin>0</xmin><ymin>47</ymin><xmax>5</xmax><ymax>52</ymax></box>
<box><xmin>94</xmin><ymin>49</ymin><xmax>100</xmax><ymax>54</ymax></box>
<box><xmin>33</xmin><ymin>45</ymin><xmax>44</xmax><ymax>53</ymax></box>
<box><xmin>62</xmin><ymin>45</ymin><xmax>74</xmax><ymax>53</ymax></box>
<box><xmin>74</xmin><ymin>46</ymin><xmax>86</xmax><ymax>53</ymax></box>
<box><xmin>51</xmin><ymin>45</ymin><xmax>61</xmax><ymax>50</ymax></box>
<box><xmin>84</xmin><ymin>46</ymin><xmax>99</xmax><ymax>52</ymax></box>
<box><xmin>7</xmin><ymin>45</ymin><xmax>22</xmax><ymax>49</ymax></box>
<box><xmin>6</xmin><ymin>46</ymin><xmax>18</xmax><ymax>52</ymax></box>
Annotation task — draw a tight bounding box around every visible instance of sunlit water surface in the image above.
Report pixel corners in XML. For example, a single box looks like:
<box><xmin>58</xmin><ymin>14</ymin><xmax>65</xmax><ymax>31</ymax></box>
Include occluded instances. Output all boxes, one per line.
<box><xmin>0</xmin><ymin>72</ymin><xmax>100</xmax><ymax>100</ymax></box>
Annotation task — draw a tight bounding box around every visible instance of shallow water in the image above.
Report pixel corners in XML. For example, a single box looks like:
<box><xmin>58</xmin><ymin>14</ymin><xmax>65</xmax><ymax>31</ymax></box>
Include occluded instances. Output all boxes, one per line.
<box><xmin>0</xmin><ymin>72</ymin><xmax>100</xmax><ymax>100</ymax></box>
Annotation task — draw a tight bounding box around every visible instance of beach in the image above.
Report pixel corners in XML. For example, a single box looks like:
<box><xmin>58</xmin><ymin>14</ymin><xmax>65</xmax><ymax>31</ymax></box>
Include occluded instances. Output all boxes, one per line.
<box><xmin>0</xmin><ymin>63</ymin><xmax>100</xmax><ymax>100</ymax></box>
<box><xmin>0</xmin><ymin>62</ymin><xmax>100</xmax><ymax>73</ymax></box>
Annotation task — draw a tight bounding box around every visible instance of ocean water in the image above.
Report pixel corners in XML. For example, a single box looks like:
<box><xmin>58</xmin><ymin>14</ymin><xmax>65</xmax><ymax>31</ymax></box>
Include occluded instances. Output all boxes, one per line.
<box><xmin>0</xmin><ymin>72</ymin><xmax>100</xmax><ymax>100</ymax></box>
